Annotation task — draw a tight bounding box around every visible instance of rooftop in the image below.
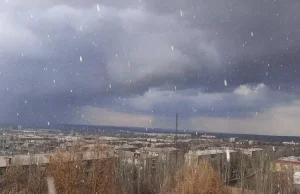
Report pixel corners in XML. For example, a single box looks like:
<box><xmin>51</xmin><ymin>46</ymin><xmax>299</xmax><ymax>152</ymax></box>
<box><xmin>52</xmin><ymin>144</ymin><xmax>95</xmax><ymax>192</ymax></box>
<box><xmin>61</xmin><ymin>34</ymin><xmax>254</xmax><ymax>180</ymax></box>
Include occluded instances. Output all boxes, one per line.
<box><xmin>187</xmin><ymin>149</ymin><xmax>236</xmax><ymax>156</ymax></box>
<box><xmin>0</xmin><ymin>151</ymin><xmax>113</xmax><ymax>168</ymax></box>
<box><xmin>139</xmin><ymin>147</ymin><xmax>177</xmax><ymax>153</ymax></box>
<box><xmin>277</xmin><ymin>156</ymin><xmax>300</xmax><ymax>163</ymax></box>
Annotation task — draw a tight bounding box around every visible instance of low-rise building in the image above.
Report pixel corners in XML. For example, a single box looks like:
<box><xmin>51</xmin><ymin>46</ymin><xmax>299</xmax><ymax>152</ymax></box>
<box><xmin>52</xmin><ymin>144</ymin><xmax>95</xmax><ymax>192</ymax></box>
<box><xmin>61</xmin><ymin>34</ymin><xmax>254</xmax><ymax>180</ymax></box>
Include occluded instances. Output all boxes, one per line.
<box><xmin>229</xmin><ymin>138</ymin><xmax>236</xmax><ymax>143</ymax></box>
<box><xmin>138</xmin><ymin>147</ymin><xmax>177</xmax><ymax>157</ymax></box>
<box><xmin>185</xmin><ymin>149</ymin><xmax>237</xmax><ymax>166</ymax></box>
<box><xmin>272</xmin><ymin>156</ymin><xmax>300</xmax><ymax>173</ymax></box>
<box><xmin>115</xmin><ymin>144</ymin><xmax>138</xmax><ymax>152</ymax></box>
<box><xmin>0</xmin><ymin>135</ymin><xmax>11</xmax><ymax>148</ymax></box>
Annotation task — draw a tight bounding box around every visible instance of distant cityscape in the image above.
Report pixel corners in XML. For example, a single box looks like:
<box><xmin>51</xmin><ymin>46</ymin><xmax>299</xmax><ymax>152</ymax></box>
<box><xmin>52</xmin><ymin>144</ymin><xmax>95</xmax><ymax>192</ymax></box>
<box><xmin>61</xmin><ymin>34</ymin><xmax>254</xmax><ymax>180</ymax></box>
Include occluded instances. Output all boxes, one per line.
<box><xmin>1</xmin><ymin>124</ymin><xmax>300</xmax><ymax>192</ymax></box>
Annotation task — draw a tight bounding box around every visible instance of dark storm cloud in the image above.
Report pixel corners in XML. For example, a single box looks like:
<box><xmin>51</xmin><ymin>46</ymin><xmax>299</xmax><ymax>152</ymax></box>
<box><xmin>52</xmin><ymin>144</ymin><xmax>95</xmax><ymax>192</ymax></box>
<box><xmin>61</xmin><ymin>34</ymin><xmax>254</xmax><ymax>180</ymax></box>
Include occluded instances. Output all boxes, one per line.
<box><xmin>1</xmin><ymin>0</ymin><xmax>300</xmax><ymax>125</ymax></box>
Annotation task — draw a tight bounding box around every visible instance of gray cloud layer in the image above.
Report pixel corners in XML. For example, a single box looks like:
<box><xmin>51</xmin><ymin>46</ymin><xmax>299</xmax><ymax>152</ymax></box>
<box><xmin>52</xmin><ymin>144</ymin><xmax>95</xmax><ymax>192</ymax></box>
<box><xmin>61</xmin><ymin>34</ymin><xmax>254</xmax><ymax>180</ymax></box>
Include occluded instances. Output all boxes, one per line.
<box><xmin>1</xmin><ymin>0</ymin><xmax>300</xmax><ymax>134</ymax></box>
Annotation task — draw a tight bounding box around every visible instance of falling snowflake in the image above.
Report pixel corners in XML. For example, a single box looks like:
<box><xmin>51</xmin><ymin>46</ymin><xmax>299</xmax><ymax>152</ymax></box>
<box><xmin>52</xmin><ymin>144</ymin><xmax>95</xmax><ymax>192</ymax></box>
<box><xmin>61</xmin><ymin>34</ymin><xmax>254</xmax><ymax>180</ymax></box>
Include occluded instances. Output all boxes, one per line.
<box><xmin>53</xmin><ymin>80</ymin><xmax>56</xmax><ymax>84</ymax></box>
<box><xmin>180</xmin><ymin>10</ymin><xmax>183</xmax><ymax>17</ymax></box>
<box><xmin>224</xmin><ymin>79</ymin><xmax>227</xmax><ymax>86</ymax></box>
<box><xmin>47</xmin><ymin>122</ymin><xmax>50</xmax><ymax>126</ymax></box>
<box><xmin>47</xmin><ymin>177</ymin><xmax>56</xmax><ymax>194</ymax></box>
<box><xmin>251</xmin><ymin>32</ymin><xmax>254</xmax><ymax>36</ymax></box>
<box><xmin>174</xmin><ymin>86</ymin><xmax>176</xmax><ymax>90</ymax></box>
<box><xmin>25</xmin><ymin>100</ymin><xmax>27</xmax><ymax>104</ymax></box>
<box><xmin>17</xmin><ymin>113</ymin><xmax>19</xmax><ymax>116</ymax></box>
<box><xmin>226</xmin><ymin>149</ymin><xmax>230</xmax><ymax>162</ymax></box>
<box><xmin>80</xmin><ymin>26</ymin><xmax>83</xmax><ymax>31</ymax></box>
<box><xmin>79</xmin><ymin>56</ymin><xmax>83</xmax><ymax>62</ymax></box>
<box><xmin>70</xmin><ymin>89</ymin><xmax>73</xmax><ymax>93</ymax></box>
<box><xmin>97</xmin><ymin>4</ymin><xmax>100</xmax><ymax>12</ymax></box>
<box><xmin>109</xmin><ymin>84</ymin><xmax>112</xmax><ymax>89</ymax></box>
<box><xmin>171</xmin><ymin>45</ymin><xmax>174</xmax><ymax>51</ymax></box>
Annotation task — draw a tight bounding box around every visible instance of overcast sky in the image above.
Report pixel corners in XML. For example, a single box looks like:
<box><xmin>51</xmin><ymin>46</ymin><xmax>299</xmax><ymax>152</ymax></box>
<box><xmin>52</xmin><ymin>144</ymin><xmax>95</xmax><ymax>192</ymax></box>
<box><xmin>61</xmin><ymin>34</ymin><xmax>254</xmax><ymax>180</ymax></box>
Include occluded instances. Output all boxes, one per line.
<box><xmin>1</xmin><ymin>0</ymin><xmax>300</xmax><ymax>135</ymax></box>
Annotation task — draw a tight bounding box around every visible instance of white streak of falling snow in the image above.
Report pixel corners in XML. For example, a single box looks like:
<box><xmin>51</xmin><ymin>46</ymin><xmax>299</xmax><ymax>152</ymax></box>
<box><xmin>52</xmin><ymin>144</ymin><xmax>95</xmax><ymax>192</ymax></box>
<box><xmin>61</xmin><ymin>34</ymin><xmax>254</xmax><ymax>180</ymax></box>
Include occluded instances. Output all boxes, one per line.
<box><xmin>226</xmin><ymin>149</ymin><xmax>230</xmax><ymax>162</ymax></box>
<box><xmin>47</xmin><ymin>176</ymin><xmax>57</xmax><ymax>194</ymax></box>
<box><xmin>97</xmin><ymin>4</ymin><xmax>100</xmax><ymax>12</ymax></box>
<box><xmin>224</xmin><ymin>79</ymin><xmax>227</xmax><ymax>86</ymax></box>
<box><xmin>79</xmin><ymin>56</ymin><xmax>83</xmax><ymax>62</ymax></box>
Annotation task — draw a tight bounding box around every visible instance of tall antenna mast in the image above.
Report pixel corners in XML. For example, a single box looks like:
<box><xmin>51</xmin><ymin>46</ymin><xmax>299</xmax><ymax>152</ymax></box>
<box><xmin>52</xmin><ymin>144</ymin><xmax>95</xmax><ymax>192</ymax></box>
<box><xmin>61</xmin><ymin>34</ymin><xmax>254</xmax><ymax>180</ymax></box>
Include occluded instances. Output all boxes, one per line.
<box><xmin>175</xmin><ymin>113</ymin><xmax>178</xmax><ymax>164</ymax></box>
<box><xmin>175</xmin><ymin>113</ymin><xmax>178</xmax><ymax>142</ymax></box>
